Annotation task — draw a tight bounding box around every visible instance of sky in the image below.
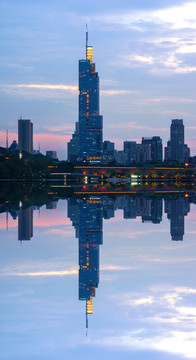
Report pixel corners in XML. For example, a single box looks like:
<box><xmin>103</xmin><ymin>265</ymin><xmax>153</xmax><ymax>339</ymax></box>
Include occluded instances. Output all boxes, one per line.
<box><xmin>1</xmin><ymin>0</ymin><xmax>196</xmax><ymax>159</ymax></box>
<box><xmin>1</xmin><ymin>199</ymin><xmax>196</xmax><ymax>359</ymax></box>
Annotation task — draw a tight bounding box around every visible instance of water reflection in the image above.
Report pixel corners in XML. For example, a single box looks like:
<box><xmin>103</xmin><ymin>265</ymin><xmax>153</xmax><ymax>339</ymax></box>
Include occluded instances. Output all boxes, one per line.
<box><xmin>1</xmin><ymin>190</ymin><xmax>196</xmax><ymax>358</ymax></box>
<box><xmin>6</xmin><ymin>194</ymin><xmax>195</xmax><ymax>242</ymax></box>
<box><xmin>18</xmin><ymin>207</ymin><xmax>33</xmax><ymax>241</ymax></box>
<box><xmin>5</xmin><ymin>193</ymin><xmax>195</xmax><ymax>324</ymax></box>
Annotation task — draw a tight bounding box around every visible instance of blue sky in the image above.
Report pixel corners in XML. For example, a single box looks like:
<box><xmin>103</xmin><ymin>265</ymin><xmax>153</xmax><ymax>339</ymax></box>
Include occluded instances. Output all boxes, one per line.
<box><xmin>1</xmin><ymin>0</ymin><xmax>196</xmax><ymax>159</ymax></box>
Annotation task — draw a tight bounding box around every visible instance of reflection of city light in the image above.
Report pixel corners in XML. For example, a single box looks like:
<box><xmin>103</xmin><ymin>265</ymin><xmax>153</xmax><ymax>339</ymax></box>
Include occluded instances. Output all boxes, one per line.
<box><xmin>19</xmin><ymin>152</ymin><xmax>22</xmax><ymax>159</ymax></box>
<box><xmin>185</xmin><ymin>193</ymin><xmax>189</xmax><ymax>198</ymax></box>
<box><xmin>131</xmin><ymin>174</ymin><xmax>138</xmax><ymax>178</ymax></box>
<box><xmin>19</xmin><ymin>201</ymin><xmax>22</xmax><ymax>208</ymax></box>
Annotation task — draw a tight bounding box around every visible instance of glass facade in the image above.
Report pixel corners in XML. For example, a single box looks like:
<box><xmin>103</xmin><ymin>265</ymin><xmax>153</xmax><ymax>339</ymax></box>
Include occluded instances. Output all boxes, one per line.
<box><xmin>18</xmin><ymin>118</ymin><xmax>33</xmax><ymax>154</ymax></box>
<box><xmin>170</xmin><ymin>119</ymin><xmax>184</xmax><ymax>162</ymax></box>
<box><xmin>78</xmin><ymin>43</ymin><xmax>103</xmax><ymax>163</ymax></box>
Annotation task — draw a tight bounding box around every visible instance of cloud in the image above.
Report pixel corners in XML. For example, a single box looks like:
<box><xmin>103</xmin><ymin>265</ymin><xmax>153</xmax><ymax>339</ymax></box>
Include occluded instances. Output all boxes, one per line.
<box><xmin>17</xmin><ymin>84</ymin><xmax>78</xmax><ymax>91</ymax></box>
<box><xmin>17</xmin><ymin>269</ymin><xmax>78</xmax><ymax>277</ymax></box>
<box><xmin>106</xmin><ymin>121</ymin><xmax>168</xmax><ymax>132</ymax></box>
<box><xmin>0</xmin><ymin>84</ymin><xmax>78</xmax><ymax>101</ymax></box>
<box><xmin>94</xmin><ymin>3</ymin><xmax>196</xmax><ymax>75</ymax></box>
<box><xmin>95</xmin><ymin>2</ymin><xmax>196</xmax><ymax>31</ymax></box>
<box><xmin>96</xmin><ymin>330</ymin><xmax>196</xmax><ymax>358</ymax></box>
<box><xmin>0</xmin><ymin>84</ymin><xmax>139</xmax><ymax>99</ymax></box>
<box><xmin>96</xmin><ymin>285</ymin><xmax>196</xmax><ymax>358</ymax></box>
<box><xmin>101</xmin><ymin>89</ymin><xmax>136</xmax><ymax>96</ymax></box>
<box><xmin>101</xmin><ymin>265</ymin><xmax>133</xmax><ymax>271</ymax></box>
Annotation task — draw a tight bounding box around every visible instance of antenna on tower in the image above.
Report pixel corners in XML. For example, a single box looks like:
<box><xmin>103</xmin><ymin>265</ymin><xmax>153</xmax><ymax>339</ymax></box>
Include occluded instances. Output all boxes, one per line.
<box><xmin>86</xmin><ymin>23</ymin><xmax>88</xmax><ymax>59</ymax></box>
<box><xmin>6</xmin><ymin>130</ymin><xmax>8</xmax><ymax>149</ymax></box>
<box><xmin>86</xmin><ymin>309</ymin><xmax>88</xmax><ymax>337</ymax></box>
<box><xmin>6</xmin><ymin>211</ymin><xmax>8</xmax><ymax>231</ymax></box>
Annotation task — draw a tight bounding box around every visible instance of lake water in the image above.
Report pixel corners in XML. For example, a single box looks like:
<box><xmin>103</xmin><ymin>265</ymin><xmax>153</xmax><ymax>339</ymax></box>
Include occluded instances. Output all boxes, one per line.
<box><xmin>1</xmin><ymin>193</ymin><xmax>196</xmax><ymax>360</ymax></box>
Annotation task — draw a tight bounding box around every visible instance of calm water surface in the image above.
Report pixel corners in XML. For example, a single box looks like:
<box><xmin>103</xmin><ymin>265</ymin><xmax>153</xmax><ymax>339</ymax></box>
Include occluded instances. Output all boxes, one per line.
<box><xmin>1</xmin><ymin>195</ymin><xmax>196</xmax><ymax>360</ymax></box>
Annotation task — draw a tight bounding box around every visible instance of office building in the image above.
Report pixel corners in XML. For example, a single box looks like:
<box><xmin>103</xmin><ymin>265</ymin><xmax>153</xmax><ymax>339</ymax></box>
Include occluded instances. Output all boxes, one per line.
<box><xmin>170</xmin><ymin>119</ymin><xmax>184</xmax><ymax>162</ymax></box>
<box><xmin>78</xmin><ymin>30</ymin><xmax>103</xmax><ymax>162</ymax></box>
<box><xmin>184</xmin><ymin>144</ymin><xmax>190</xmax><ymax>162</ymax></box>
<box><xmin>67</xmin><ymin>122</ymin><xmax>79</xmax><ymax>163</ymax></box>
<box><xmin>165</xmin><ymin>198</ymin><xmax>190</xmax><ymax>241</ymax></box>
<box><xmin>102</xmin><ymin>141</ymin><xmax>115</xmax><ymax>164</ymax></box>
<box><xmin>68</xmin><ymin>29</ymin><xmax>103</xmax><ymax>163</ymax></box>
<box><xmin>124</xmin><ymin>141</ymin><xmax>137</xmax><ymax>163</ymax></box>
<box><xmin>18</xmin><ymin>206</ymin><xmax>33</xmax><ymax>241</ymax></box>
<box><xmin>18</xmin><ymin>118</ymin><xmax>33</xmax><ymax>154</ymax></box>
<box><xmin>68</xmin><ymin>196</ymin><xmax>103</xmax><ymax>332</ymax></box>
<box><xmin>142</xmin><ymin>136</ymin><xmax>162</xmax><ymax>162</ymax></box>
<box><xmin>114</xmin><ymin>141</ymin><xmax>136</xmax><ymax>165</ymax></box>
<box><xmin>165</xmin><ymin>119</ymin><xmax>190</xmax><ymax>162</ymax></box>
<box><xmin>165</xmin><ymin>140</ymin><xmax>171</xmax><ymax>161</ymax></box>
<box><xmin>114</xmin><ymin>149</ymin><xmax>129</xmax><ymax>165</ymax></box>
<box><xmin>9</xmin><ymin>140</ymin><xmax>18</xmax><ymax>151</ymax></box>
<box><xmin>46</xmin><ymin>151</ymin><xmax>57</xmax><ymax>159</ymax></box>
<box><xmin>136</xmin><ymin>143</ymin><xmax>151</xmax><ymax>163</ymax></box>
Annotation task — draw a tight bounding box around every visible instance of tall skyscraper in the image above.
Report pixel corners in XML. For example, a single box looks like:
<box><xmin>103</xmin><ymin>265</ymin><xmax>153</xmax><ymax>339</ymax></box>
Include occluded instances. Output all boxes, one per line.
<box><xmin>78</xmin><ymin>28</ymin><xmax>103</xmax><ymax>162</ymax></box>
<box><xmin>102</xmin><ymin>140</ymin><xmax>115</xmax><ymax>164</ymax></box>
<box><xmin>170</xmin><ymin>119</ymin><xmax>184</xmax><ymax>162</ymax></box>
<box><xmin>18</xmin><ymin>206</ymin><xmax>33</xmax><ymax>241</ymax></box>
<box><xmin>18</xmin><ymin>118</ymin><xmax>33</xmax><ymax>154</ymax></box>
<box><xmin>67</xmin><ymin>122</ymin><xmax>79</xmax><ymax>163</ymax></box>
<box><xmin>68</xmin><ymin>28</ymin><xmax>103</xmax><ymax>163</ymax></box>
<box><xmin>165</xmin><ymin>198</ymin><xmax>190</xmax><ymax>241</ymax></box>
<box><xmin>68</xmin><ymin>196</ymin><xmax>103</xmax><ymax>332</ymax></box>
<box><xmin>124</xmin><ymin>141</ymin><xmax>137</xmax><ymax>163</ymax></box>
<box><xmin>165</xmin><ymin>119</ymin><xmax>190</xmax><ymax>163</ymax></box>
<box><xmin>142</xmin><ymin>136</ymin><xmax>162</xmax><ymax>162</ymax></box>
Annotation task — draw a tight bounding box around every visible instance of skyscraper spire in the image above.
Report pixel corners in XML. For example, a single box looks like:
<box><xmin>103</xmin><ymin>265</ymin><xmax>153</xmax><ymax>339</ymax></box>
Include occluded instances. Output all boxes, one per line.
<box><xmin>86</xmin><ymin>23</ymin><xmax>88</xmax><ymax>59</ymax></box>
<box><xmin>86</xmin><ymin>308</ymin><xmax>88</xmax><ymax>337</ymax></box>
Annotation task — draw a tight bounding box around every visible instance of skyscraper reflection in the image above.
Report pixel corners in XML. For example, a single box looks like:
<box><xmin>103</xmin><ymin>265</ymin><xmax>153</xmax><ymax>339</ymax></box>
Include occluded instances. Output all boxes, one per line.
<box><xmin>68</xmin><ymin>197</ymin><xmax>104</xmax><ymax>331</ymax></box>
<box><xmin>18</xmin><ymin>206</ymin><xmax>33</xmax><ymax>241</ymax></box>
<box><xmin>165</xmin><ymin>197</ymin><xmax>190</xmax><ymax>241</ymax></box>
<box><xmin>2</xmin><ymin>194</ymin><xmax>195</xmax><ymax>330</ymax></box>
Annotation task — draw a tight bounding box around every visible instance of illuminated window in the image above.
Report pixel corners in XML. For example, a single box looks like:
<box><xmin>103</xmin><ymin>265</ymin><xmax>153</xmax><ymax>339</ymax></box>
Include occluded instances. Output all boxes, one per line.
<box><xmin>87</xmin><ymin>46</ymin><xmax>93</xmax><ymax>63</ymax></box>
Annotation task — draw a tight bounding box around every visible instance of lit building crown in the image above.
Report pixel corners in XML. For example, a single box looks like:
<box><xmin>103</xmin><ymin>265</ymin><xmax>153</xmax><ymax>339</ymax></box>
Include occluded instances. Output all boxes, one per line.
<box><xmin>87</xmin><ymin>46</ymin><xmax>93</xmax><ymax>63</ymax></box>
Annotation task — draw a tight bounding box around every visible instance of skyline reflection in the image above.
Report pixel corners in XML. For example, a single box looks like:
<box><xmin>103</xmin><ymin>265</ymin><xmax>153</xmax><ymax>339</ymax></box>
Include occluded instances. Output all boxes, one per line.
<box><xmin>1</xmin><ymin>192</ymin><xmax>196</xmax><ymax>359</ymax></box>
<box><xmin>4</xmin><ymin>193</ymin><xmax>196</xmax><ymax>242</ymax></box>
<box><xmin>2</xmin><ymin>193</ymin><xmax>196</xmax><ymax>327</ymax></box>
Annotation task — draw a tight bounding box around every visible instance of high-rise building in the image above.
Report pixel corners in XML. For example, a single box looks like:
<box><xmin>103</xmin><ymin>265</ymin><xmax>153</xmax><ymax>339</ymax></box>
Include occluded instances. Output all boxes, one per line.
<box><xmin>165</xmin><ymin>140</ymin><xmax>171</xmax><ymax>161</ymax></box>
<box><xmin>78</xmin><ymin>29</ymin><xmax>103</xmax><ymax>163</ymax></box>
<box><xmin>18</xmin><ymin>206</ymin><xmax>33</xmax><ymax>241</ymax></box>
<box><xmin>184</xmin><ymin>144</ymin><xmax>190</xmax><ymax>162</ymax></box>
<box><xmin>67</xmin><ymin>196</ymin><xmax>103</xmax><ymax>332</ymax></box>
<box><xmin>136</xmin><ymin>143</ymin><xmax>151</xmax><ymax>163</ymax></box>
<box><xmin>142</xmin><ymin>136</ymin><xmax>162</xmax><ymax>162</ymax></box>
<box><xmin>124</xmin><ymin>141</ymin><xmax>137</xmax><ymax>163</ymax></box>
<box><xmin>165</xmin><ymin>119</ymin><xmax>190</xmax><ymax>163</ymax></box>
<box><xmin>67</xmin><ymin>122</ymin><xmax>79</xmax><ymax>163</ymax></box>
<box><xmin>102</xmin><ymin>140</ymin><xmax>115</xmax><ymax>164</ymax></box>
<box><xmin>114</xmin><ymin>141</ymin><xmax>136</xmax><ymax>165</ymax></box>
<box><xmin>68</xmin><ymin>28</ymin><xmax>103</xmax><ymax>163</ymax></box>
<box><xmin>170</xmin><ymin>119</ymin><xmax>184</xmax><ymax>162</ymax></box>
<box><xmin>165</xmin><ymin>198</ymin><xmax>190</xmax><ymax>241</ymax></box>
<box><xmin>46</xmin><ymin>150</ymin><xmax>57</xmax><ymax>159</ymax></box>
<box><xmin>18</xmin><ymin>118</ymin><xmax>33</xmax><ymax>154</ymax></box>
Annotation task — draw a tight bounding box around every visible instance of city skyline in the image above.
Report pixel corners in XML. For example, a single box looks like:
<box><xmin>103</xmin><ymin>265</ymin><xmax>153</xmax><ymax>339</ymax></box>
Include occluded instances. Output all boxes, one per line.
<box><xmin>1</xmin><ymin>1</ymin><xmax>196</xmax><ymax>159</ymax></box>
